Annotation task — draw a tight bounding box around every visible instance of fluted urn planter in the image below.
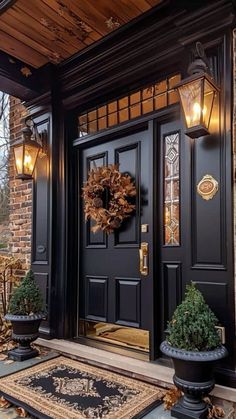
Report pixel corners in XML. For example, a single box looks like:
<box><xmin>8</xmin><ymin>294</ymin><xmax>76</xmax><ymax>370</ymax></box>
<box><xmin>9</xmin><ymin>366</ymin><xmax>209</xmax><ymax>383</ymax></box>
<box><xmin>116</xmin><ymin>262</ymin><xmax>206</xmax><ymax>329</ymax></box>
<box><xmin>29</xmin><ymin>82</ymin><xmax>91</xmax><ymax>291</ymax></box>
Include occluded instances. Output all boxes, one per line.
<box><xmin>160</xmin><ymin>341</ymin><xmax>228</xmax><ymax>419</ymax></box>
<box><xmin>5</xmin><ymin>313</ymin><xmax>45</xmax><ymax>361</ymax></box>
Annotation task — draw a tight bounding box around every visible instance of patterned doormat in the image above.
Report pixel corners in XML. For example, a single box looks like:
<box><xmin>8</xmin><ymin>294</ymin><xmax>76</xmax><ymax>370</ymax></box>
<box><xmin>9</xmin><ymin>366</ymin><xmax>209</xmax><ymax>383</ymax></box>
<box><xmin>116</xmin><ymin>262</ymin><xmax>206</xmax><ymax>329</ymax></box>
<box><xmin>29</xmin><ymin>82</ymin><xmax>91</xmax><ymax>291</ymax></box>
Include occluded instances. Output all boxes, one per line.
<box><xmin>0</xmin><ymin>356</ymin><xmax>165</xmax><ymax>419</ymax></box>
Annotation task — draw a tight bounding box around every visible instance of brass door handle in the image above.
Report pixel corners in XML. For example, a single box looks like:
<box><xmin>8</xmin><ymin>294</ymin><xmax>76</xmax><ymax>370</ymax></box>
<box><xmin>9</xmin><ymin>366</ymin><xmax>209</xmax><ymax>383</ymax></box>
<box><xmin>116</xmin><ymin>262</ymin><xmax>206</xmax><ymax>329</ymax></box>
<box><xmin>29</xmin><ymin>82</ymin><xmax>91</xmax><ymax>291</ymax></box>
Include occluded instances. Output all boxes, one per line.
<box><xmin>139</xmin><ymin>242</ymin><xmax>148</xmax><ymax>276</ymax></box>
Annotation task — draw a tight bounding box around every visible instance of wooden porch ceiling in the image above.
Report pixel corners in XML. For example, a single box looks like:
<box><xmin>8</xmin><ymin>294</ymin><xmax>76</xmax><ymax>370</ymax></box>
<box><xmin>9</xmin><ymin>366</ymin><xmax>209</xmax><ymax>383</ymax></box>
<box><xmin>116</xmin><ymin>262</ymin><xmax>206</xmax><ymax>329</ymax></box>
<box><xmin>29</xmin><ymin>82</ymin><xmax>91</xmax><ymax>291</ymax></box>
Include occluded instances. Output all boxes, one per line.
<box><xmin>0</xmin><ymin>0</ymin><xmax>162</xmax><ymax>68</ymax></box>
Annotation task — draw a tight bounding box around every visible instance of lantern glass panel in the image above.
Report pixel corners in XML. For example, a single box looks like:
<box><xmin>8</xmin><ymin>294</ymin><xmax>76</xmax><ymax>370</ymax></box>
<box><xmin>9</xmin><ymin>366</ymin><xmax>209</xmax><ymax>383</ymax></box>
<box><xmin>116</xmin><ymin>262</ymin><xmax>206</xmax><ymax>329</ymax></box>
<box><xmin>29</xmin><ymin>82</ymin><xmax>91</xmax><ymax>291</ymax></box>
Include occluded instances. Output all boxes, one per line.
<box><xmin>178</xmin><ymin>79</ymin><xmax>202</xmax><ymax>128</ymax></box>
<box><xmin>14</xmin><ymin>145</ymin><xmax>23</xmax><ymax>175</ymax></box>
<box><xmin>203</xmin><ymin>79</ymin><xmax>215</xmax><ymax>129</ymax></box>
<box><xmin>23</xmin><ymin>144</ymin><xmax>39</xmax><ymax>176</ymax></box>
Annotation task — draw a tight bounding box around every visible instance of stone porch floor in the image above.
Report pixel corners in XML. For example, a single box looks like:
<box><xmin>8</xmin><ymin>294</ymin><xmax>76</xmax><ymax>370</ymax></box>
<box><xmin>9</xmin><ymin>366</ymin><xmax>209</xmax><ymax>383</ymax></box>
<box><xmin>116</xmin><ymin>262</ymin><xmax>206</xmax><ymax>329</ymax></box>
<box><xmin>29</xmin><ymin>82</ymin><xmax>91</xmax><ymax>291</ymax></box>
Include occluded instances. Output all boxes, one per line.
<box><xmin>0</xmin><ymin>339</ymin><xmax>234</xmax><ymax>418</ymax></box>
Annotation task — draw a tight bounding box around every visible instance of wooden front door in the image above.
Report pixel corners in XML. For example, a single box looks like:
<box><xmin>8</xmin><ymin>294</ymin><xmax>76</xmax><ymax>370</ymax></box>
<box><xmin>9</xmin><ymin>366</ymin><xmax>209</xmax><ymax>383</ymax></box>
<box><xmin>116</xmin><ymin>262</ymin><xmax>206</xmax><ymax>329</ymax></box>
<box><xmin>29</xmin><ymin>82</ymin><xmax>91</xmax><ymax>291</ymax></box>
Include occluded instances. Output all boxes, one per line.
<box><xmin>78</xmin><ymin>124</ymin><xmax>154</xmax><ymax>352</ymax></box>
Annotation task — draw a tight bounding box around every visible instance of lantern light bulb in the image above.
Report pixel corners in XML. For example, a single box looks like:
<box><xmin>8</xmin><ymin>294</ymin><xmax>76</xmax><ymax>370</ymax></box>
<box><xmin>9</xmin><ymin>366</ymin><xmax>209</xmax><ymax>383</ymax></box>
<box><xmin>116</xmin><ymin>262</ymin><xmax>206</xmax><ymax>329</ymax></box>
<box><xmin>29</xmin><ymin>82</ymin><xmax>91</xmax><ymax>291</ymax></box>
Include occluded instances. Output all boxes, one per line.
<box><xmin>188</xmin><ymin>102</ymin><xmax>208</xmax><ymax>125</ymax></box>
<box><xmin>24</xmin><ymin>155</ymin><xmax>32</xmax><ymax>165</ymax></box>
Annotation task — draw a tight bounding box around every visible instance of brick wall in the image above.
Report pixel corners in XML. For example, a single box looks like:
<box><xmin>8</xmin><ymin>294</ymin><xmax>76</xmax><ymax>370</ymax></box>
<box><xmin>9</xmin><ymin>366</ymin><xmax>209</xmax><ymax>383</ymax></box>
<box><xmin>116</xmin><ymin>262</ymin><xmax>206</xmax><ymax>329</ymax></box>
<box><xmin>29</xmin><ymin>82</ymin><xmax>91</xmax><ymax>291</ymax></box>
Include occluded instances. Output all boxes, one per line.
<box><xmin>9</xmin><ymin>97</ymin><xmax>32</xmax><ymax>274</ymax></box>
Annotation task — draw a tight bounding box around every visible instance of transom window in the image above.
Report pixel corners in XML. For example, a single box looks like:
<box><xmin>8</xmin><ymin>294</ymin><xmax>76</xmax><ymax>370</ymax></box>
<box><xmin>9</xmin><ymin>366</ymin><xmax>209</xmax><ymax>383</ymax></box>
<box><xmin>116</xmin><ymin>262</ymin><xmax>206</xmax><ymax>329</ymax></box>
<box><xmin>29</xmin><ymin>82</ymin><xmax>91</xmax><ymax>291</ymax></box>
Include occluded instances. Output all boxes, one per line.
<box><xmin>78</xmin><ymin>74</ymin><xmax>181</xmax><ymax>137</ymax></box>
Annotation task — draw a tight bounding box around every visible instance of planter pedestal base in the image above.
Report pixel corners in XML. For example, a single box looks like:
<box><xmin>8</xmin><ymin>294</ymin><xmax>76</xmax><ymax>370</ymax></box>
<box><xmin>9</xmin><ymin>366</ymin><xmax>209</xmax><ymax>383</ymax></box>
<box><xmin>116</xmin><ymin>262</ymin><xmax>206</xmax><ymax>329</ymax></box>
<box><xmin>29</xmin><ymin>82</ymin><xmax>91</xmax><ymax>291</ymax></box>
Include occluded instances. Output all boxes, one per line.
<box><xmin>8</xmin><ymin>345</ymin><xmax>39</xmax><ymax>362</ymax></box>
<box><xmin>171</xmin><ymin>396</ymin><xmax>208</xmax><ymax>419</ymax></box>
<box><xmin>171</xmin><ymin>375</ymin><xmax>212</xmax><ymax>419</ymax></box>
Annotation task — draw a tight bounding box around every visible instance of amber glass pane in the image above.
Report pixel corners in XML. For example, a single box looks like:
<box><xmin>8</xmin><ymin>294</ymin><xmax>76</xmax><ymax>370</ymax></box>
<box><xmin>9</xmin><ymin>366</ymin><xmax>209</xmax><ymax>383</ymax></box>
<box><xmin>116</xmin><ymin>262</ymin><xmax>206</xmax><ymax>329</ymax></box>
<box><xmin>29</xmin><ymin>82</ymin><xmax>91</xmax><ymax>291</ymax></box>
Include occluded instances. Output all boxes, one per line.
<box><xmin>98</xmin><ymin>106</ymin><xmax>107</xmax><ymax>118</ymax></box>
<box><xmin>108</xmin><ymin>101</ymin><xmax>117</xmax><ymax>113</ymax></box>
<box><xmin>130</xmin><ymin>91</ymin><xmax>140</xmax><ymax>105</ymax></box>
<box><xmin>119</xmin><ymin>97</ymin><xmax>128</xmax><ymax>110</ymax></box>
<box><xmin>168</xmin><ymin>90</ymin><xmax>179</xmax><ymax>105</ymax></box>
<box><xmin>142</xmin><ymin>87</ymin><xmax>153</xmax><ymax>100</ymax></box>
<box><xmin>164</xmin><ymin>132</ymin><xmax>180</xmax><ymax>246</ymax></box>
<box><xmin>142</xmin><ymin>98</ymin><xmax>153</xmax><ymax>114</ymax></box>
<box><xmin>98</xmin><ymin>117</ymin><xmax>107</xmax><ymax>130</ymax></box>
<box><xmin>88</xmin><ymin>120</ymin><xmax>97</xmax><ymax>133</ymax></box>
<box><xmin>119</xmin><ymin>108</ymin><xmax>129</xmax><ymax>122</ymax></box>
<box><xmin>154</xmin><ymin>93</ymin><xmax>167</xmax><ymax>110</ymax></box>
<box><xmin>108</xmin><ymin>113</ymin><xmax>118</xmax><ymax>127</ymax></box>
<box><xmin>88</xmin><ymin>109</ymin><xmax>97</xmax><ymax>122</ymax></box>
<box><xmin>154</xmin><ymin>79</ymin><xmax>167</xmax><ymax>95</ymax></box>
<box><xmin>130</xmin><ymin>103</ymin><xmax>141</xmax><ymax>119</ymax></box>
<box><xmin>168</xmin><ymin>74</ymin><xmax>181</xmax><ymax>89</ymax></box>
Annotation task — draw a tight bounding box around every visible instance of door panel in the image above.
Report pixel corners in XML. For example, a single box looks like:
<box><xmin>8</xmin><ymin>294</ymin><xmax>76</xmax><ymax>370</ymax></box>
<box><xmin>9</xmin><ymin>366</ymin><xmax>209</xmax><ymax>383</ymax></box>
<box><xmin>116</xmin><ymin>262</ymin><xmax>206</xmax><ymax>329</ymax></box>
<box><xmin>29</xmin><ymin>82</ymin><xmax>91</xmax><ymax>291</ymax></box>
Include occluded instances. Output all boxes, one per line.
<box><xmin>116</xmin><ymin>277</ymin><xmax>141</xmax><ymax>327</ymax></box>
<box><xmin>79</xmin><ymin>125</ymin><xmax>153</xmax><ymax>336</ymax></box>
<box><xmin>85</xmin><ymin>276</ymin><xmax>108</xmax><ymax>322</ymax></box>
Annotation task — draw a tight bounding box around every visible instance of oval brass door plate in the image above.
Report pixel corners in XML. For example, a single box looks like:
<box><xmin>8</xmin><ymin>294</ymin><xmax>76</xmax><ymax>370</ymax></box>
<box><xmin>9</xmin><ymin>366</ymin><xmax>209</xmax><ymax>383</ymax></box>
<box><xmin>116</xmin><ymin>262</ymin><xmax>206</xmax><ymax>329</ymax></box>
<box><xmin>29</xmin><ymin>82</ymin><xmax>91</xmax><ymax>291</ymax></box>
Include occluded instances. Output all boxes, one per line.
<box><xmin>197</xmin><ymin>174</ymin><xmax>219</xmax><ymax>201</ymax></box>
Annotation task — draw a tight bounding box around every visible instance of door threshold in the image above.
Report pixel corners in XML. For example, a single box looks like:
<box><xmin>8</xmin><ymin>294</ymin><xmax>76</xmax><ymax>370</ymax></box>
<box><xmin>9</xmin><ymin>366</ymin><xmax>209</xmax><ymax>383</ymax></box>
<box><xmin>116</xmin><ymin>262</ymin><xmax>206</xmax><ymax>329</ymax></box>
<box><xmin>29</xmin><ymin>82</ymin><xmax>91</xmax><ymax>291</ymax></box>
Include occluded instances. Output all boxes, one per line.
<box><xmin>74</xmin><ymin>336</ymin><xmax>149</xmax><ymax>361</ymax></box>
<box><xmin>36</xmin><ymin>338</ymin><xmax>236</xmax><ymax>404</ymax></box>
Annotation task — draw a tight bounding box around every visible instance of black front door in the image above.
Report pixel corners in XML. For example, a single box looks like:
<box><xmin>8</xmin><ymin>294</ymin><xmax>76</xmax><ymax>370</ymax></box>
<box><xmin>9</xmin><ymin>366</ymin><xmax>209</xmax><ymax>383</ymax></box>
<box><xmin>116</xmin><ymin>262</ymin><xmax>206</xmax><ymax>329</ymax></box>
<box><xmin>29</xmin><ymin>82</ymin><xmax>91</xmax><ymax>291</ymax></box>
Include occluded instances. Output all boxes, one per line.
<box><xmin>78</xmin><ymin>123</ymin><xmax>154</xmax><ymax>353</ymax></box>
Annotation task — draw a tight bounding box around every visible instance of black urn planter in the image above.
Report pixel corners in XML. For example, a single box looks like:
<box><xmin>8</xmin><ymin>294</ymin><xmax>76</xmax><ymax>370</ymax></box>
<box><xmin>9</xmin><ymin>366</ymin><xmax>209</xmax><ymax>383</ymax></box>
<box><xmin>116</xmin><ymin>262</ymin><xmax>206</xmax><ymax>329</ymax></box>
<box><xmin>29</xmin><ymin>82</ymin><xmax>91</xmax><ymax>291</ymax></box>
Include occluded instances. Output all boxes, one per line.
<box><xmin>160</xmin><ymin>341</ymin><xmax>228</xmax><ymax>419</ymax></box>
<box><xmin>5</xmin><ymin>313</ymin><xmax>45</xmax><ymax>361</ymax></box>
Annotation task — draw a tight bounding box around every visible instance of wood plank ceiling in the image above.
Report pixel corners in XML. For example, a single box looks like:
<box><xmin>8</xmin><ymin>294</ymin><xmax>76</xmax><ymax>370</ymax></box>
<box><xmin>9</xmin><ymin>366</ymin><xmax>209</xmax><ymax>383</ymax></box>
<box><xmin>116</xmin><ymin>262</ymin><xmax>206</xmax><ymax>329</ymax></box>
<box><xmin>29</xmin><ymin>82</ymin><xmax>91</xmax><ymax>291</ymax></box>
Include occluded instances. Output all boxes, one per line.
<box><xmin>0</xmin><ymin>0</ymin><xmax>162</xmax><ymax>68</ymax></box>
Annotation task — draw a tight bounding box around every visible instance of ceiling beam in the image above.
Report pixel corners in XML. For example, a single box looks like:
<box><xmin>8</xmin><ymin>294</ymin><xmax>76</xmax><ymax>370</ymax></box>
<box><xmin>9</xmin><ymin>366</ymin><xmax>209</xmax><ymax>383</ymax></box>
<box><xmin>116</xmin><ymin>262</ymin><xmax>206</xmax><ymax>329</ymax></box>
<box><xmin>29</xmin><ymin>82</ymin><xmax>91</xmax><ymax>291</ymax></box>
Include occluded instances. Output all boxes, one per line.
<box><xmin>0</xmin><ymin>50</ymin><xmax>51</xmax><ymax>100</ymax></box>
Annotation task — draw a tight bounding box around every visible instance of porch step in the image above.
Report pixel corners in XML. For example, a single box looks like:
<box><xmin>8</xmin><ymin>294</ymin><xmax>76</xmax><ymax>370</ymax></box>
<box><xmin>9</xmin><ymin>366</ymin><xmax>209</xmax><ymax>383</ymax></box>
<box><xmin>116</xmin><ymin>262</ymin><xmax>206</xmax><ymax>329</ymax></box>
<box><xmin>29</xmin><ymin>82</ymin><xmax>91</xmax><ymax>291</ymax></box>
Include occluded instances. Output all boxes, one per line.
<box><xmin>36</xmin><ymin>338</ymin><xmax>236</xmax><ymax>404</ymax></box>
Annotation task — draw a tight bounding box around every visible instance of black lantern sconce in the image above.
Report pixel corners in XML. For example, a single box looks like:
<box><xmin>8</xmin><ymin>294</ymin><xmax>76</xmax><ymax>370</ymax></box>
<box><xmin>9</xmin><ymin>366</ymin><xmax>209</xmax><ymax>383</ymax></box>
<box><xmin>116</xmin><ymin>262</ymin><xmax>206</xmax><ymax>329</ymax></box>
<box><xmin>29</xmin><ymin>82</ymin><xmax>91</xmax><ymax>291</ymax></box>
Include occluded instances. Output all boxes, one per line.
<box><xmin>175</xmin><ymin>42</ymin><xmax>219</xmax><ymax>139</ymax></box>
<box><xmin>12</xmin><ymin>117</ymin><xmax>47</xmax><ymax>180</ymax></box>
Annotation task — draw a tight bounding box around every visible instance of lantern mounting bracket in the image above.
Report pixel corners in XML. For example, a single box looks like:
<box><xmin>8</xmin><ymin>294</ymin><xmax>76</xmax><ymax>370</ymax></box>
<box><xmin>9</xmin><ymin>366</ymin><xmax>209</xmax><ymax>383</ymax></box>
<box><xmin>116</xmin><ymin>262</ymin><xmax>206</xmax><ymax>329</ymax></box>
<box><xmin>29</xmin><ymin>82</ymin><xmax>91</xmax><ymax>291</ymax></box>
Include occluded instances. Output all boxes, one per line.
<box><xmin>24</xmin><ymin>116</ymin><xmax>48</xmax><ymax>156</ymax></box>
<box><xmin>187</xmin><ymin>41</ymin><xmax>212</xmax><ymax>77</ymax></box>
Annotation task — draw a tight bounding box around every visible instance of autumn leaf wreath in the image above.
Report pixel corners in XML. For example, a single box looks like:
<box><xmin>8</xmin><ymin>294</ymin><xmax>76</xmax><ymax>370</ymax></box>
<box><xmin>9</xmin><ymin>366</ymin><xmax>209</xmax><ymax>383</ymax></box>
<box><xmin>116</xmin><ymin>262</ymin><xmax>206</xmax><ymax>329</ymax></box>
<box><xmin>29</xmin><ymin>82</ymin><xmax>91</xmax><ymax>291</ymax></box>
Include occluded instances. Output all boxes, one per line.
<box><xmin>82</xmin><ymin>164</ymin><xmax>136</xmax><ymax>234</ymax></box>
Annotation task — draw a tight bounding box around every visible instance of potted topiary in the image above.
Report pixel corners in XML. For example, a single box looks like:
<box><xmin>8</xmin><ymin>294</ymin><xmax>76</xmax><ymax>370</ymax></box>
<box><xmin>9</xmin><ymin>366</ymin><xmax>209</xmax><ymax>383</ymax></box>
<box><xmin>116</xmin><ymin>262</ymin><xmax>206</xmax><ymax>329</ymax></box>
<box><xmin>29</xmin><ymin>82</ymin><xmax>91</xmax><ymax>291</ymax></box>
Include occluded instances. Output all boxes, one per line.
<box><xmin>5</xmin><ymin>270</ymin><xmax>46</xmax><ymax>361</ymax></box>
<box><xmin>160</xmin><ymin>283</ymin><xmax>228</xmax><ymax>419</ymax></box>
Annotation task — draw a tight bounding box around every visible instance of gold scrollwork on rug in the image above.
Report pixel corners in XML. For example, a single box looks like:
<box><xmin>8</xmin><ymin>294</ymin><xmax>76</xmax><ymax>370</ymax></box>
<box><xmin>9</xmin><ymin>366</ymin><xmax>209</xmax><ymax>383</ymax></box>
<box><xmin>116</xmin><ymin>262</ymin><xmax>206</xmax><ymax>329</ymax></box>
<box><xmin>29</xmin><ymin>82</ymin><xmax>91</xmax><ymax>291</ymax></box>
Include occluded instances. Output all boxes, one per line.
<box><xmin>53</xmin><ymin>377</ymin><xmax>100</xmax><ymax>397</ymax></box>
<box><xmin>197</xmin><ymin>174</ymin><xmax>219</xmax><ymax>201</ymax></box>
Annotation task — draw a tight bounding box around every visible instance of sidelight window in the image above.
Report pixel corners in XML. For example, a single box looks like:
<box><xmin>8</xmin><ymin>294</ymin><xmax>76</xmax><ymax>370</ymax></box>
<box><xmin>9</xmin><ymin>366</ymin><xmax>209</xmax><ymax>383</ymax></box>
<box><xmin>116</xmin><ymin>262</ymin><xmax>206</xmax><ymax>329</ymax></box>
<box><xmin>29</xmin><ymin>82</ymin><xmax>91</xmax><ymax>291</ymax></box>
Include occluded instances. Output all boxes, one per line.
<box><xmin>78</xmin><ymin>74</ymin><xmax>181</xmax><ymax>137</ymax></box>
<box><xmin>164</xmin><ymin>132</ymin><xmax>180</xmax><ymax>246</ymax></box>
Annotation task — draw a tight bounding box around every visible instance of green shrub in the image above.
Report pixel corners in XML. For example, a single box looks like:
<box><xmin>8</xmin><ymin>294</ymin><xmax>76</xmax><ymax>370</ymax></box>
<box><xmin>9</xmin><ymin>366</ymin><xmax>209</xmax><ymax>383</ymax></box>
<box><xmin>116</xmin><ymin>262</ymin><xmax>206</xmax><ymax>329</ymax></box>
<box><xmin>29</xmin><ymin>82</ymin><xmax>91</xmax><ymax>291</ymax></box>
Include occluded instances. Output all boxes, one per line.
<box><xmin>8</xmin><ymin>270</ymin><xmax>45</xmax><ymax>315</ymax></box>
<box><xmin>167</xmin><ymin>283</ymin><xmax>221</xmax><ymax>351</ymax></box>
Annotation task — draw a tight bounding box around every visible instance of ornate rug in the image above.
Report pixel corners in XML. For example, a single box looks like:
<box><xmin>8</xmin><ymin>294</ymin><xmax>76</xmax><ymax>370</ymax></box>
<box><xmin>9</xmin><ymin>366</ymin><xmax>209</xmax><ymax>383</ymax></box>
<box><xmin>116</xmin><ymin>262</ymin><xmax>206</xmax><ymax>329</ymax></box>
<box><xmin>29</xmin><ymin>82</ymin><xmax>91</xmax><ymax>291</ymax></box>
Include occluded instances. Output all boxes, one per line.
<box><xmin>0</xmin><ymin>356</ymin><xmax>165</xmax><ymax>419</ymax></box>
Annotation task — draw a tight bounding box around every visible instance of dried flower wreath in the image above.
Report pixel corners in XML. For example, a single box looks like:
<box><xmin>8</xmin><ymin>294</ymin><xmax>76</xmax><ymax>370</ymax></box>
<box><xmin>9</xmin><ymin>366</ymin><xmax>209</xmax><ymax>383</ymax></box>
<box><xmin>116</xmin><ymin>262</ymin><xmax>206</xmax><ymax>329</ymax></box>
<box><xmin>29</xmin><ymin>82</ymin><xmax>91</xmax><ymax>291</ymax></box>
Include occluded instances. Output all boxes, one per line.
<box><xmin>82</xmin><ymin>164</ymin><xmax>136</xmax><ymax>234</ymax></box>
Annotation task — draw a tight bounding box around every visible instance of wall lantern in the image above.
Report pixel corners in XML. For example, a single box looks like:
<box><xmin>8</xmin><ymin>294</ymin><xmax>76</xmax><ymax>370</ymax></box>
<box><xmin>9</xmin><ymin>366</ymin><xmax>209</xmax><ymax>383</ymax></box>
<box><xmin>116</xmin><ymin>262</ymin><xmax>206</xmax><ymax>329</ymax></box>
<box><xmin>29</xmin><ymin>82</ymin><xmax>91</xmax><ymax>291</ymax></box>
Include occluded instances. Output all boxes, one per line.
<box><xmin>12</xmin><ymin>117</ymin><xmax>47</xmax><ymax>180</ymax></box>
<box><xmin>175</xmin><ymin>42</ymin><xmax>219</xmax><ymax>139</ymax></box>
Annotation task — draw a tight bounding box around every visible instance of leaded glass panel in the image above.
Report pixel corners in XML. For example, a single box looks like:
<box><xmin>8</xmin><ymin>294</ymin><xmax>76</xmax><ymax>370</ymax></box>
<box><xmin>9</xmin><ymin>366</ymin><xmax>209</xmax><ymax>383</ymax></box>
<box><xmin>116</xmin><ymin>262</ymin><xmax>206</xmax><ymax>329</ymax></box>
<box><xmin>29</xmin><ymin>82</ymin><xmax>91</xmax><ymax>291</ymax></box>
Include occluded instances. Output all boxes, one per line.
<box><xmin>164</xmin><ymin>132</ymin><xmax>180</xmax><ymax>246</ymax></box>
